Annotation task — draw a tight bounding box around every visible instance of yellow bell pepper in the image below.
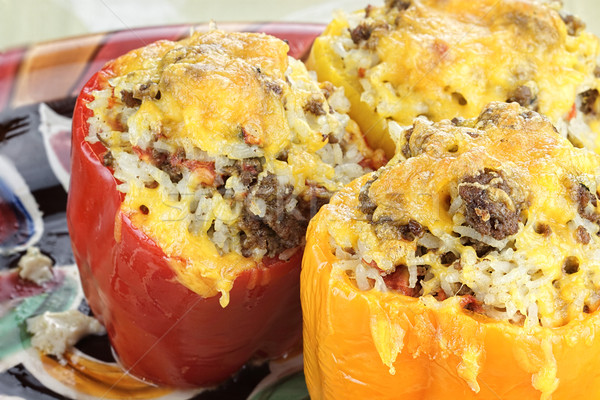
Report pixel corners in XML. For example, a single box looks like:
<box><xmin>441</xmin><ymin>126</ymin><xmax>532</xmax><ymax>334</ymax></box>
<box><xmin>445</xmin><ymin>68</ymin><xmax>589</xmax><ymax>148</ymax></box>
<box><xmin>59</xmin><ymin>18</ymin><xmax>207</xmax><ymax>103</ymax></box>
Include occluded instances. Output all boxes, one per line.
<box><xmin>306</xmin><ymin>0</ymin><xmax>600</xmax><ymax>157</ymax></box>
<box><xmin>307</xmin><ymin>18</ymin><xmax>394</xmax><ymax>156</ymax></box>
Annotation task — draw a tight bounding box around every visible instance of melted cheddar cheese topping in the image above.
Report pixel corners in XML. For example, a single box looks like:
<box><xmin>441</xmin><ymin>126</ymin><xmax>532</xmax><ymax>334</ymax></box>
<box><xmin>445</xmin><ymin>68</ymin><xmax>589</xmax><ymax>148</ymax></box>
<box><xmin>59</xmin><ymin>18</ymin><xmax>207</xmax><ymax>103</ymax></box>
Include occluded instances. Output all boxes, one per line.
<box><xmin>326</xmin><ymin>102</ymin><xmax>600</xmax><ymax>329</ymax></box>
<box><xmin>308</xmin><ymin>0</ymin><xmax>600</xmax><ymax>155</ymax></box>
<box><xmin>88</xmin><ymin>30</ymin><xmax>380</xmax><ymax>306</ymax></box>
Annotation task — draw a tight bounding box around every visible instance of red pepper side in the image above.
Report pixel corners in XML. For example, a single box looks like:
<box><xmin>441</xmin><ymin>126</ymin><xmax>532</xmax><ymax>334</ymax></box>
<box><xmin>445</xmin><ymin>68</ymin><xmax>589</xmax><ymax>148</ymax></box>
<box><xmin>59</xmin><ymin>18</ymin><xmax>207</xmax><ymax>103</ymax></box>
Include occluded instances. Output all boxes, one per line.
<box><xmin>67</xmin><ymin>68</ymin><xmax>302</xmax><ymax>388</ymax></box>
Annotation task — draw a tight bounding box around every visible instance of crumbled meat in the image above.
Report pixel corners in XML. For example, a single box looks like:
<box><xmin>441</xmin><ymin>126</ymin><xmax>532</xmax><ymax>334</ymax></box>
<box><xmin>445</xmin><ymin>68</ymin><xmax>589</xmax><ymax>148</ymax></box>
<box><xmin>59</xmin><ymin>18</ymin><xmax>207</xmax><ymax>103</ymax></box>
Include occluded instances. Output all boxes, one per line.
<box><xmin>120</xmin><ymin>90</ymin><xmax>142</xmax><ymax>108</ymax></box>
<box><xmin>519</xmin><ymin>110</ymin><xmax>537</xmax><ymax>120</ymax></box>
<box><xmin>350</xmin><ymin>23</ymin><xmax>373</xmax><ymax>44</ymax></box>
<box><xmin>563</xmin><ymin>256</ymin><xmax>580</xmax><ymax>274</ymax></box>
<box><xmin>398</xmin><ymin>219</ymin><xmax>423</xmax><ymax>241</ymax></box>
<box><xmin>320</xmin><ymin>82</ymin><xmax>335</xmax><ymax>99</ymax></box>
<box><xmin>455</xmin><ymin>284</ymin><xmax>474</xmax><ymax>296</ymax></box>
<box><xmin>373</xmin><ymin>217</ymin><xmax>424</xmax><ymax>241</ymax></box>
<box><xmin>401</xmin><ymin>127</ymin><xmax>414</xmax><ymax>158</ymax></box>
<box><xmin>474</xmin><ymin>104</ymin><xmax>503</xmax><ymax>129</ymax></box>
<box><xmin>452</xmin><ymin>92</ymin><xmax>467</xmax><ymax>106</ymax></box>
<box><xmin>461</xmin><ymin>237</ymin><xmax>495</xmax><ymax>257</ymax></box>
<box><xmin>358</xmin><ymin>178</ymin><xmax>378</xmax><ymax>220</ymax></box>
<box><xmin>327</xmin><ymin>133</ymin><xmax>340</xmax><ymax>144</ymax></box>
<box><xmin>440</xmin><ymin>251</ymin><xmax>458</xmax><ymax>265</ymax></box>
<box><xmin>385</xmin><ymin>0</ymin><xmax>411</xmax><ymax>11</ymax></box>
<box><xmin>534</xmin><ymin>222</ymin><xmax>552</xmax><ymax>236</ymax></box>
<box><xmin>164</xmin><ymin>150</ymin><xmax>185</xmax><ymax>183</ymax></box>
<box><xmin>414</xmin><ymin>245</ymin><xmax>428</xmax><ymax>257</ymax></box>
<box><xmin>574</xmin><ymin>183</ymin><xmax>600</xmax><ymax>224</ymax></box>
<box><xmin>161</xmin><ymin>164</ymin><xmax>183</xmax><ymax>183</ymax></box>
<box><xmin>276</xmin><ymin>150</ymin><xmax>288</xmax><ymax>162</ymax></box>
<box><xmin>506</xmin><ymin>85</ymin><xmax>537</xmax><ymax>109</ymax></box>
<box><xmin>577</xmin><ymin>184</ymin><xmax>598</xmax><ymax>208</ymax></box>
<box><xmin>139</xmin><ymin>205</ymin><xmax>149</xmax><ymax>215</ymax></box>
<box><xmin>298</xmin><ymin>183</ymin><xmax>331</xmax><ymax>220</ymax></box>
<box><xmin>239</xmin><ymin>173</ymin><xmax>332</xmax><ymax>257</ymax></box>
<box><xmin>453</xmin><ymin>260</ymin><xmax>463</xmax><ymax>271</ymax></box>
<box><xmin>451</xmin><ymin>117</ymin><xmax>465</xmax><ymax>126</ymax></box>
<box><xmin>239</xmin><ymin>214</ymin><xmax>284</xmax><ymax>257</ymax></box>
<box><xmin>304</xmin><ymin>97</ymin><xmax>326</xmax><ymax>116</ymax></box>
<box><xmin>134</xmin><ymin>81</ymin><xmax>159</xmax><ymax>99</ymax></box>
<box><xmin>561</xmin><ymin>13</ymin><xmax>586</xmax><ymax>36</ymax></box>
<box><xmin>241</xmin><ymin>173</ymin><xmax>308</xmax><ymax>255</ymax></box>
<box><xmin>575</xmin><ymin>225</ymin><xmax>591</xmax><ymax>244</ymax></box>
<box><xmin>264</xmin><ymin>80</ymin><xmax>283</xmax><ymax>96</ymax></box>
<box><xmin>238</xmin><ymin>158</ymin><xmax>263</xmax><ymax>186</ymax></box>
<box><xmin>579</xmin><ymin>89</ymin><xmax>599</xmax><ymax>115</ymax></box>
<box><xmin>222</xmin><ymin>158</ymin><xmax>263</xmax><ymax>187</ymax></box>
<box><xmin>102</xmin><ymin>151</ymin><xmax>114</xmax><ymax>167</ymax></box>
<box><xmin>150</xmin><ymin>149</ymin><xmax>183</xmax><ymax>183</ymax></box>
<box><xmin>458</xmin><ymin>169</ymin><xmax>522</xmax><ymax>240</ymax></box>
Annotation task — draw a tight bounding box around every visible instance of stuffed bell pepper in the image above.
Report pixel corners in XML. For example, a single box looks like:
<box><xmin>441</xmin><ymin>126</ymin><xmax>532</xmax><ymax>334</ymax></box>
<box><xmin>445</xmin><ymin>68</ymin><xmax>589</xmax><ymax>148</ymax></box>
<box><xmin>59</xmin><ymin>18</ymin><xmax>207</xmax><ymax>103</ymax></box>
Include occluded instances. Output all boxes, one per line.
<box><xmin>302</xmin><ymin>102</ymin><xmax>600</xmax><ymax>399</ymax></box>
<box><xmin>307</xmin><ymin>0</ymin><xmax>600</xmax><ymax>156</ymax></box>
<box><xmin>67</xmin><ymin>29</ymin><xmax>384</xmax><ymax>387</ymax></box>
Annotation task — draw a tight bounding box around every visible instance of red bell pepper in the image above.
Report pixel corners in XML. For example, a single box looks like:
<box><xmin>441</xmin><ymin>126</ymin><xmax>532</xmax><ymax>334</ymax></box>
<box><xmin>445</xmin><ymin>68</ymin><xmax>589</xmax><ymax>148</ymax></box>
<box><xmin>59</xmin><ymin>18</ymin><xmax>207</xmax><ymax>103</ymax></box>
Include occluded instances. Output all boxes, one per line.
<box><xmin>66</xmin><ymin>68</ymin><xmax>302</xmax><ymax>388</ymax></box>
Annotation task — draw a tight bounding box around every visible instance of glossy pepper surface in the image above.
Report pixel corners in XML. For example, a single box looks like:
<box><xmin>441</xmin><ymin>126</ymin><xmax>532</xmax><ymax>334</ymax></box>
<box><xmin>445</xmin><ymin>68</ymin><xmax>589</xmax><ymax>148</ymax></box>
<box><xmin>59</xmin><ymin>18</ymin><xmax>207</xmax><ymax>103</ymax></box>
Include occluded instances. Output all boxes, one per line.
<box><xmin>67</xmin><ymin>68</ymin><xmax>303</xmax><ymax>388</ymax></box>
<box><xmin>301</xmin><ymin>176</ymin><xmax>600</xmax><ymax>400</ymax></box>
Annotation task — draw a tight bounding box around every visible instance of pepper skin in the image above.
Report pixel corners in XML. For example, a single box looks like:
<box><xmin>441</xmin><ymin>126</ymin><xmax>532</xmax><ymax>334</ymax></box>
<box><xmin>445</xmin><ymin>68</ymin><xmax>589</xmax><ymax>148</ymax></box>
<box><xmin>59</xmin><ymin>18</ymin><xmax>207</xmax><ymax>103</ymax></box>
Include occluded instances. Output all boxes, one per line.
<box><xmin>67</xmin><ymin>68</ymin><xmax>302</xmax><ymax>388</ymax></box>
<box><xmin>301</xmin><ymin>176</ymin><xmax>600</xmax><ymax>400</ymax></box>
<box><xmin>306</xmin><ymin>19</ymin><xmax>394</xmax><ymax>157</ymax></box>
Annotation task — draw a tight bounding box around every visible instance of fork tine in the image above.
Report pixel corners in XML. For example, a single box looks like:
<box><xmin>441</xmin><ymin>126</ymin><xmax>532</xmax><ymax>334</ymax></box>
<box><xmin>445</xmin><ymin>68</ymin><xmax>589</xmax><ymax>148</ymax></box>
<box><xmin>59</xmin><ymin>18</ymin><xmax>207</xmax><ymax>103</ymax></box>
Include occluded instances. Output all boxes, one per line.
<box><xmin>0</xmin><ymin>114</ymin><xmax>31</xmax><ymax>142</ymax></box>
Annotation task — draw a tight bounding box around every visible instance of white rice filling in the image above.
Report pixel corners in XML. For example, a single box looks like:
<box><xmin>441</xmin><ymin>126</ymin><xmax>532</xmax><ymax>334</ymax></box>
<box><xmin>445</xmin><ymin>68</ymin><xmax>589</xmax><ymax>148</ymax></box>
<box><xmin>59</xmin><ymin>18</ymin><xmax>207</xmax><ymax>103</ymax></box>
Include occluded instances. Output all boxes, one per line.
<box><xmin>87</xmin><ymin>55</ymin><xmax>373</xmax><ymax>259</ymax></box>
<box><xmin>331</xmin><ymin>186</ymin><xmax>600</xmax><ymax>328</ymax></box>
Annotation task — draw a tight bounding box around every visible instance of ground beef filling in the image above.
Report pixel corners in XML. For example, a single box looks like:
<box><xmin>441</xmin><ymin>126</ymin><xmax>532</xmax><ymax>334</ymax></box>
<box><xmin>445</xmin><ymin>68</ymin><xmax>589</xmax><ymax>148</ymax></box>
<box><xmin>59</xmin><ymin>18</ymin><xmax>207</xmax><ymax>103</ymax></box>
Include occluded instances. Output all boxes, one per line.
<box><xmin>350</xmin><ymin>23</ymin><xmax>373</xmax><ymax>44</ymax></box>
<box><xmin>386</xmin><ymin>0</ymin><xmax>411</xmax><ymax>12</ymax></box>
<box><xmin>579</xmin><ymin>89</ymin><xmax>599</xmax><ymax>115</ymax></box>
<box><xmin>373</xmin><ymin>217</ymin><xmax>424</xmax><ymax>241</ymax></box>
<box><xmin>358</xmin><ymin>178</ymin><xmax>378</xmax><ymax>220</ymax></box>
<box><xmin>354</xmin><ymin>168</ymin><xmax>527</xmax><ymax>306</ymax></box>
<box><xmin>240</xmin><ymin>172</ymin><xmax>331</xmax><ymax>257</ymax></box>
<box><xmin>506</xmin><ymin>85</ymin><xmax>538</xmax><ymax>110</ymax></box>
<box><xmin>458</xmin><ymin>169</ymin><xmax>523</xmax><ymax>240</ymax></box>
<box><xmin>222</xmin><ymin>158</ymin><xmax>263</xmax><ymax>187</ymax></box>
<box><xmin>574</xmin><ymin>183</ymin><xmax>600</xmax><ymax>224</ymax></box>
<box><xmin>135</xmin><ymin>139</ymin><xmax>332</xmax><ymax>258</ymax></box>
<box><xmin>561</xmin><ymin>13</ymin><xmax>586</xmax><ymax>36</ymax></box>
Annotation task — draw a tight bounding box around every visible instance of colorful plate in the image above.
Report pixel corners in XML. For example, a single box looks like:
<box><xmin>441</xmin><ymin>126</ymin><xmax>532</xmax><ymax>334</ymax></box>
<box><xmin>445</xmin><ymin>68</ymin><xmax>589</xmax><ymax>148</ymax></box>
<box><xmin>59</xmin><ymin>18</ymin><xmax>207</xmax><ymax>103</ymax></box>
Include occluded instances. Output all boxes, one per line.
<box><xmin>0</xmin><ymin>22</ymin><xmax>322</xmax><ymax>400</ymax></box>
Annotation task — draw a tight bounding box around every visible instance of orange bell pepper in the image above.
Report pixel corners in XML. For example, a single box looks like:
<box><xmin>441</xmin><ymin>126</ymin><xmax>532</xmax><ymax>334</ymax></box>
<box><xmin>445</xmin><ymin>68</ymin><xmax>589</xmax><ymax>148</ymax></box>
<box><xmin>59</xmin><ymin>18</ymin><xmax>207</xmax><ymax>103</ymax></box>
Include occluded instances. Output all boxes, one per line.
<box><xmin>301</xmin><ymin>175</ymin><xmax>600</xmax><ymax>400</ymax></box>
